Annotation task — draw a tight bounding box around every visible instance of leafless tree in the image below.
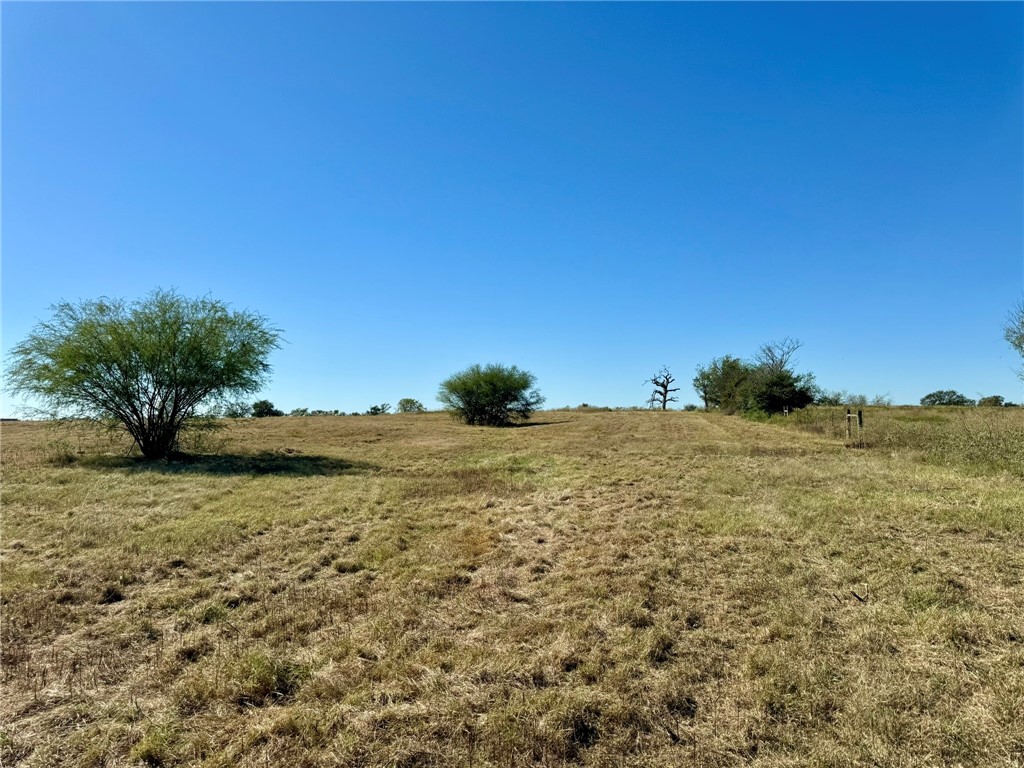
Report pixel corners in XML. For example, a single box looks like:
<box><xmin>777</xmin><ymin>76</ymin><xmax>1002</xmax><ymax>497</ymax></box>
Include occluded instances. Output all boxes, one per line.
<box><xmin>645</xmin><ymin>366</ymin><xmax>680</xmax><ymax>410</ymax></box>
<box><xmin>755</xmin><ymin>337</ymin><xmax>802</xmax><ymax>375</ymax></box>
<box><xmin>1006</xmin><ymin>301</ymin><xmax>1024</xmax><ymax>381</ymax></box>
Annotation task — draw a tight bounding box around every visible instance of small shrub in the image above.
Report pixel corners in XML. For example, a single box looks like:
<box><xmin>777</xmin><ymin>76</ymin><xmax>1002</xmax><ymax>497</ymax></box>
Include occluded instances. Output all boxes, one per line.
<box><xmin>438</xmin><ymin>363</ymin><xmax>545</xmax><ymax>426</ymax></box>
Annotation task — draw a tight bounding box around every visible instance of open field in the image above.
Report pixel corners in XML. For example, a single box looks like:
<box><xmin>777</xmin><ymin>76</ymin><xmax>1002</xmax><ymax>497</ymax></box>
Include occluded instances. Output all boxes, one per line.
<box><xmin>773</xmin><ymin>405</ymin><xmax>1024</xmax><ymax>477</ymax></box>
<box><xmin>2</xmin><ymin>411</ymin><xmax>1022</xmax><ymax>767</ymax></box>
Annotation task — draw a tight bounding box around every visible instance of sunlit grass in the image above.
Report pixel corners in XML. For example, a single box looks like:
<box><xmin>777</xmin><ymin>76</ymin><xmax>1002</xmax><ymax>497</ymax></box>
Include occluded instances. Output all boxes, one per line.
<box><xmin>777</xmin><ymin>404</ymin><xmax>1024</xmax><ymax>475</ymax></box>
<box><xmin>2</xmin><ymin>411</ymin><xmax>1022</xmax><ymax>766</ymax></box>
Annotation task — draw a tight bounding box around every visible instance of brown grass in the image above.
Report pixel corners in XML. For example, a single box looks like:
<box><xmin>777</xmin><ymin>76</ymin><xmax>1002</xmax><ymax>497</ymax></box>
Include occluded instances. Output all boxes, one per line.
<box><xmin>2</xmin><ymin>411</ymin><xmax>1022</xmax><ymax>766</ymax></box>
<box><xmin>776</xmin><ymin>405</ymin><xmax>1024</xmax><ymax>476</ymax></box>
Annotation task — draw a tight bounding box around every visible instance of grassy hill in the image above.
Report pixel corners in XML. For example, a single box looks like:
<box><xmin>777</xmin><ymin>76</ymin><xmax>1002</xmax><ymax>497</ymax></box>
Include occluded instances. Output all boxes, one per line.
<box><xmin>2</xmin><ymin>411</ymin><xmax>1022</xmax><ymax>766</ymax></box>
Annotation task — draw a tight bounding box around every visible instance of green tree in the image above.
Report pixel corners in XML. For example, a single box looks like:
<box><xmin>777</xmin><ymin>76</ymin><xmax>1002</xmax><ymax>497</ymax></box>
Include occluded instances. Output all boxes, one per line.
<box><xmin>743</xmin><ymin>369</ymin><xmax>816</xmax><ymax>414</ymax></box>
<box><xmin>695</xmin><ymin>340</ymin><xmax>817</xmax><ymax>415</ymax></box>
<box><xmin>367</xmin><ymin>403</ymin><xmax>391</xmax><ymax>416</ymax></box>
<box><xmin>742</xmin><ymin>338</ymin><xmax>816</xmax><ymax>414</ymax></box>
<box><xmin>7</xmin><ymin>289</ymin><xmax>281</xmax><ymax>459</ymax></box>
<box><xmin>438</xmin><ymin>363</ymin><xmax>544</xmax><ymax>426</ymax></box>
<box><xmin>252</xmin><ymin>399</ymin><xmax>284</xmax><ymax>418</ymax></box>
<box><xmin>396</xmin><ymin>398</ymin><xmax>426</xmax><ymax>413</ymax></box>
<box><xmin>920</xmin><ymin>390</ymin><xmax>975</xmax><ymax>406</ymax></box>
<box><xmin>222</xmin><ymin>400</ymin><xmax>253</xmax><ymax>418</ymax></box>
<box><xmin>692</xmin><ymin>355</ymin><xmax>750</xmax><ymax>413</ymax></box>
<box><xmin>978</xmin><ymin>395</ymin><xmax>1005</xmax><ymax>407</ymax></box>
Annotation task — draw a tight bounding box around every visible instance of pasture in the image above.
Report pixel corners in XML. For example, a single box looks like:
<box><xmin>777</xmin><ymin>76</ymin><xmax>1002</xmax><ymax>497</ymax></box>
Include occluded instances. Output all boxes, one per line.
<box><xmin>2</xmin><ymin>410</ymin><xmax>1022</xmax><ymax>767</ymax></box>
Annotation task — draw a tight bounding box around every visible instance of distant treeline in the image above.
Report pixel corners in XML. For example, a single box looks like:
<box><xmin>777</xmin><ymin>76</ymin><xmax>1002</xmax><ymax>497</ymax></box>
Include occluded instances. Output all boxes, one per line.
<box><xmin>230</xmin><ymin>398</ymin><xmax>430</xmax><ymax>418</ymax></box>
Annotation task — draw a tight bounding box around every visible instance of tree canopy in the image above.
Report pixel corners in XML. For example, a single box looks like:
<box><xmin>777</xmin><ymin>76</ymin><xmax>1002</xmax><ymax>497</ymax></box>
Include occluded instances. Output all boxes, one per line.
<box><xmin>7</xmin><ymin>289</ymin><xmax>281</xmax><ymax>459</ymax></box>
<box><xmin>223</xmin><ymin>400</ymin><xmax>254</xmax><ymax>418</ymax></box>
<box><xmin>693</xmin><ymin>355</ymin><xmax>750</xmax><ymax>413</ymax></box>
<box><xmin>252</xmin><ymin>399</ymin><xmax>284</xmax><ymax>418</ymax></box>
<box><xmin>920</xmin><ymin>390</ymin><xmax>975</xmax><ymax>407</ymax></box>
<box><xmin>438</xmin><ymin>364</ymin><xmax>544</xmax><ymax>426</ymax></box>
<box><xmin>744</xmin><ymin>368</ymin><xmax>816</xmax><ymax>413</ymax></box>
<box><xmin>397</xmin><ymin>398</ymin><xmax>426</xmax><ymax>413</ymax></box>
<box><xmin>978</xmin><ymin>395</ymin><xmax>1006</xmax><ymax>408</ymax></box>
<box><xmin>693</xmin><ymin>341</ymin><xmax>816</xmax><ymax>415</ymax></box>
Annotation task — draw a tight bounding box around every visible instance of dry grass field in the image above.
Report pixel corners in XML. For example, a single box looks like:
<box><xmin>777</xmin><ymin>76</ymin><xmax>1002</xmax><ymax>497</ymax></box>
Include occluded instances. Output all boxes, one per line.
<box><xmin>2</xmin><ymin>410</ymin><xmax>1022</xmax><ymax>767</ymax></box>
<box><xmin>776</xmin><ymin>405</ymin><xmax>1024</xmax><ymax>477</ymax></box>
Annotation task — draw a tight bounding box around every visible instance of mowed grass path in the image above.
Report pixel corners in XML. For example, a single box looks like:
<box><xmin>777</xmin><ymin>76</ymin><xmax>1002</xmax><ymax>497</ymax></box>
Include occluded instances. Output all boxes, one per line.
<box><xmin>2</xmin><ymin>412</ymin><xmax>1022</xmax><ymax>767</ymax></box>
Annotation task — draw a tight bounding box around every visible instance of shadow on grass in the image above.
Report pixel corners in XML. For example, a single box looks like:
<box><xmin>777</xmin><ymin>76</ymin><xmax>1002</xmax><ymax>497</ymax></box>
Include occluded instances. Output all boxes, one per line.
<box><xmin>78</xmin><ymin>451</ymin><xmax>376</xmax><ymax>477</ymax></box>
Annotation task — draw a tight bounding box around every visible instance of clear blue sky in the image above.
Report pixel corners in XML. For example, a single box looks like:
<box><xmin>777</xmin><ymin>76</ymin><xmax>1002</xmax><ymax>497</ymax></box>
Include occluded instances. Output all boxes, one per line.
<box><xmin>3</xmin><ymin>2</ymin><xmax>1022</xmax><ymax>414</ymax></box>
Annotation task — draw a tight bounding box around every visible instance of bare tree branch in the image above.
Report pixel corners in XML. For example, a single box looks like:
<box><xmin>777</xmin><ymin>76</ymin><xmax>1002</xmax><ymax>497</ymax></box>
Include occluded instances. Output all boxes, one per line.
<box><xmin>756</xmin><ymin>337</ymin><xmax>801</xmax><ymax>375</ymax></box>
<box><xmin>645</xmin><ymin>366</ymin><xmax>680</xmax><ymax>410</ymax></box>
